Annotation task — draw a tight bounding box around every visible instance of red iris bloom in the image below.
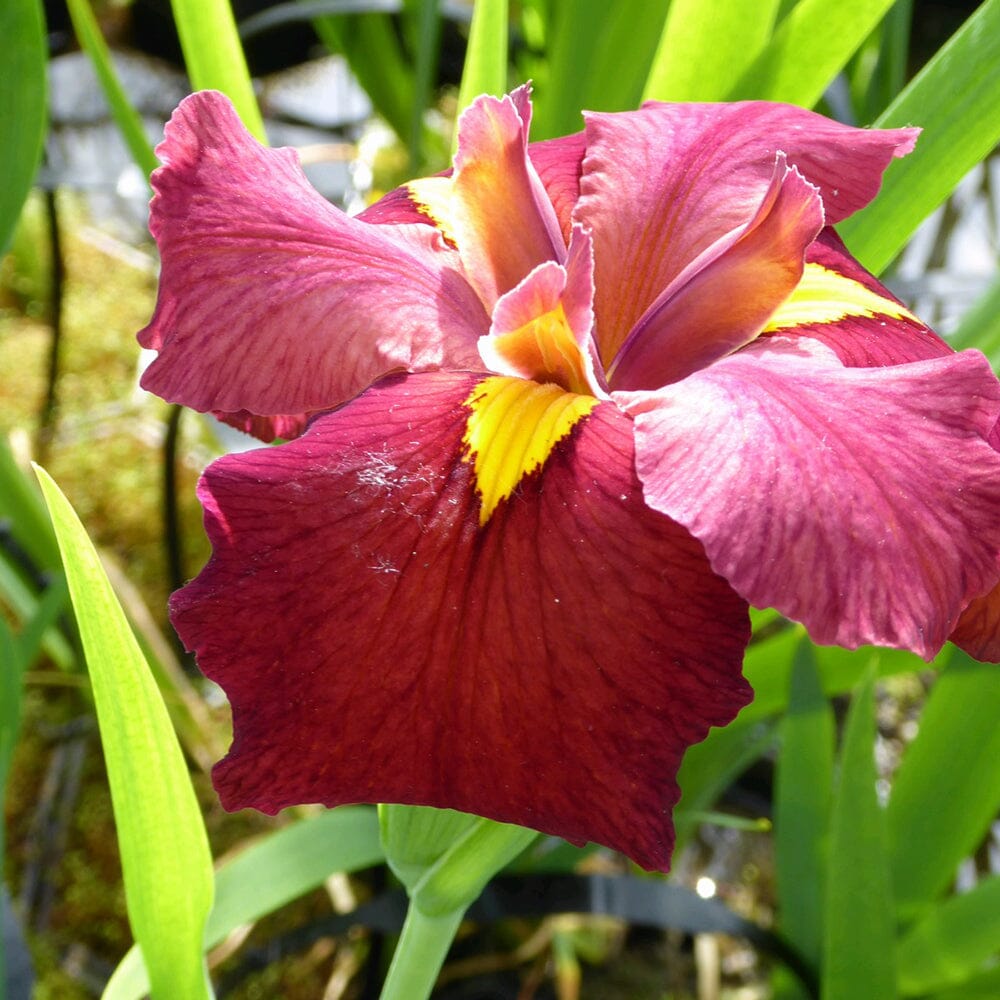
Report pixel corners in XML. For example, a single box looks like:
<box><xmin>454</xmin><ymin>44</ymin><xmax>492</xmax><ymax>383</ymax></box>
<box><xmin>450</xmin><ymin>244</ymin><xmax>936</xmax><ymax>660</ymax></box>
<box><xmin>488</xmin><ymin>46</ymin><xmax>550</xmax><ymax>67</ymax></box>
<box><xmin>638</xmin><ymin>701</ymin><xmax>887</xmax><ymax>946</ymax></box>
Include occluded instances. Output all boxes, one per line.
<box><xmin>140</xmin><ymin>87</ymin><xmax>1000</xmax><ymax>870</ymax></box>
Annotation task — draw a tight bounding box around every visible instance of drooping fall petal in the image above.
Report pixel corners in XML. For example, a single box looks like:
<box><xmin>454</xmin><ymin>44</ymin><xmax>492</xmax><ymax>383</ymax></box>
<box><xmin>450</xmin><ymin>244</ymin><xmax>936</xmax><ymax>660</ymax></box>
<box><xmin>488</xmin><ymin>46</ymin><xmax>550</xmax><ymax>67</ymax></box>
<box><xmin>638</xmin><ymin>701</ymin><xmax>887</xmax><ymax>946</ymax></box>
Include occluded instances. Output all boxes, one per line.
<box><xmin>607</xmin><ymin>156</ymin><xmax>824</xmax><ymax>390</ymax></box>
<box><xmin>576</xmin><ymin>102</ymin><xmax>918</xmax><ymax>364</ymax></box>
<box><xmin>619</xmin><ymin>338</ymin><xmax>1000</xmax><ymax>659</ymax></box>
<box><xmin>951</xmin><ymin>581</ymin><xmax>1000</xmax><ymax>663</ymax></box>
<box><xmin>172</xmin><ymin>371</ymin><xmax>751</xmax><ymax>871</ymax></box>
<box><xmin>761</xmin><ymin>229</ymin><xmax>952</xmax><ymax>367</ymax></box>
<box><xmin>139</xmin><ymin>91</ymin><xmax>487</xmax><ymax>418</ymax></box>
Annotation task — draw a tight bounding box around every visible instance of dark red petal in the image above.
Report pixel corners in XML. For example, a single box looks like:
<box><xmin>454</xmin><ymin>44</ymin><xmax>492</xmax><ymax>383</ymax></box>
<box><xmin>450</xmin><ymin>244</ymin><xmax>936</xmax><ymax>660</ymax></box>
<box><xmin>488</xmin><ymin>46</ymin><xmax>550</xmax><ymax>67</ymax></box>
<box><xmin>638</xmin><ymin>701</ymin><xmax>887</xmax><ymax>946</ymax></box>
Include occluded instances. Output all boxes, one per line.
<box><xmin>173</xmin><ymin>372</ymin><xmax>751</xmax><ymax>871</ymax></box>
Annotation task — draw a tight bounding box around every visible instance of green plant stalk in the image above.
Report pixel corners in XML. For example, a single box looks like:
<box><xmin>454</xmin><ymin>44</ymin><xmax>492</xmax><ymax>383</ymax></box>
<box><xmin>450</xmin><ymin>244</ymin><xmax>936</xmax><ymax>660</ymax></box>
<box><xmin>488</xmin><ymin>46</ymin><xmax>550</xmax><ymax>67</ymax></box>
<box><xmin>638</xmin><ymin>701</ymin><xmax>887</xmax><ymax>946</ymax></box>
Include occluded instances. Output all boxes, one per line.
<box><xmin>171</xmin><ymin>0</ymin><xmax>265</xmax><ymax>140</ymax></box>
<box><xmin>65</xmin><ymin>0</ymin><xmax>159</xmax><ymax>178</ymax></box>
<box><xmin>455</xmin><ymin>0</ymin><xmax>508</xmax><ymax>128</ymax></box>
<box><xmin>380</xmin><ymin>905</ymin><xmax>465</xmax><ymax>1000</ymax></box>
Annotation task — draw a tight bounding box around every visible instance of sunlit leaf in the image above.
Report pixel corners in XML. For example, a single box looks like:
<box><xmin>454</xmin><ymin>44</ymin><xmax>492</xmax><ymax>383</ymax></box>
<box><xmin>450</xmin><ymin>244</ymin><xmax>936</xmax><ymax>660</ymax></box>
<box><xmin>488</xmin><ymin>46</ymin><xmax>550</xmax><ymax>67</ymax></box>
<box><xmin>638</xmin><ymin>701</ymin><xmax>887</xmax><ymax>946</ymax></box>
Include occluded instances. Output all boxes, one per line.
<box><xmin>897</xmin><ymin>875</ymin><xmax>1000</xmax><ymax>995</ymax></box>
<box><xmin>643</xmin><ymin>0</ymin><xmax>779</xmax><ymax>102</ymax></box>
<box><xmin>456</xmin><ymin>0</ymin><xmax>508</xmax><ymax>120</ymax></box>
<box><xmin>822</xmin><ymin>671</ymin><xmax>895</xmax><ymax>1000</ymax></box>
<box><xmin>839</xmin><ymin>0</ymin><xmax>1000</xmax><ymax>274</ymax></box>
<box><xmin>0</xmin><ymin>0</ymin><xmax>46</xmax><ymax>256</ymax></box>
<box><xmin>728</xmin><ymin>0</ymin><xmax>898</xmax><ymax>106</ymax></box>
<box><xmin>887</xmin><ymin>648</ymin><xmax>1000</xmax><ymax>918</ymax></box>
<box><xmin>35</xmin><ymin>468</ymin><xmax>214</xmax><ymax>1000</ymax></box>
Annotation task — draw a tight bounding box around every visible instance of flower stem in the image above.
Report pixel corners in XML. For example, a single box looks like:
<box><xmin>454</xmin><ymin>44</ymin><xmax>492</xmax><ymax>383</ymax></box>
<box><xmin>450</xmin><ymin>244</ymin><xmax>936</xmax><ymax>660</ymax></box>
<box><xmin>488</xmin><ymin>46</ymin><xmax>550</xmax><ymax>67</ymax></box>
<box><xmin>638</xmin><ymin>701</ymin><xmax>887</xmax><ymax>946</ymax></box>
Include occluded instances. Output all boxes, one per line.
<box><xmin>380</xmin><ymin>902</ymin><xmax>465</xmax><ymax>1000</ymax></box>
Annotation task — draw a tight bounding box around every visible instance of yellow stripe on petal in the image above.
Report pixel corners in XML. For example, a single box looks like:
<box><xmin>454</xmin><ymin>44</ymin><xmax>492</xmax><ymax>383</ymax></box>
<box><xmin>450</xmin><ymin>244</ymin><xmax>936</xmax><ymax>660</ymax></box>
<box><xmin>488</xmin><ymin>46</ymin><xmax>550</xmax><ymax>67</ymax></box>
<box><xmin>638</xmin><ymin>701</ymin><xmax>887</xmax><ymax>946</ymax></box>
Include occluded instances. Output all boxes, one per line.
<box><xmin>406</xmin><ymin>177</ymin><xmax>457</xmax><ymax>245</ymax></box>
<box><xmin>462</xmin><ymin>376</ymin><xmax>599</xmax><ymax>525</ymax></box>
<box><xmin>763</xmin><ymin>262</ymin><xmax>918</xmax><ymax>332</ymax></box>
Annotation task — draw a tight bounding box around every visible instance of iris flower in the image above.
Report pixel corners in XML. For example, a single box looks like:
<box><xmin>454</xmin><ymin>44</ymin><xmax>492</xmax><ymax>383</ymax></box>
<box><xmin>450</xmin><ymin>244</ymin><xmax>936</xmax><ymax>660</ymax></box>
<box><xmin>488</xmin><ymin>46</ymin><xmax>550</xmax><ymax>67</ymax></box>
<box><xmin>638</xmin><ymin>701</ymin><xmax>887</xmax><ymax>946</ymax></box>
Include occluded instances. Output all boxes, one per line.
<box><xmin>140</xmin><ymin>86</ymin><xmax>1000</xmax><ymax>870</ymax></box>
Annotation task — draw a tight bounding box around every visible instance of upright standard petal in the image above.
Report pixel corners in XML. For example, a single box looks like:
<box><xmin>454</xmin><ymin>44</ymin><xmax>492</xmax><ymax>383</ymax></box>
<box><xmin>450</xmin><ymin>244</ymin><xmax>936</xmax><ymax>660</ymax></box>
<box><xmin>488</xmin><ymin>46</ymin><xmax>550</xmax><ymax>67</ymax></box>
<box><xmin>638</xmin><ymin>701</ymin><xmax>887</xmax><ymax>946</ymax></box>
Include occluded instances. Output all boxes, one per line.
<box><xmin>577</xmin><ymin>102</ymin><xmax>917</xmax><ymax>363</ymax></box>
<box><xmin>139</xmin><ymin>91</ymin><xmax>487</xmax><ymax>418</ymax></box>
<box><xmin>449</xmin><ymin>88</ymin><xmax>567</xmax><ymax>310</ymax></box>
<box><xmin>607</xmin><ymin>157</ymin><xmax>823</xmax><ymax>390</ymax></box>
<box><xmin>173</xmin><ymin>371</ymin><xmax>751</xmax><ymax>871</ymax></box>
<box><xmin>620</xmin><ymin>339</ymin><xmax>1000</xmax><ymax>659</ymax></box>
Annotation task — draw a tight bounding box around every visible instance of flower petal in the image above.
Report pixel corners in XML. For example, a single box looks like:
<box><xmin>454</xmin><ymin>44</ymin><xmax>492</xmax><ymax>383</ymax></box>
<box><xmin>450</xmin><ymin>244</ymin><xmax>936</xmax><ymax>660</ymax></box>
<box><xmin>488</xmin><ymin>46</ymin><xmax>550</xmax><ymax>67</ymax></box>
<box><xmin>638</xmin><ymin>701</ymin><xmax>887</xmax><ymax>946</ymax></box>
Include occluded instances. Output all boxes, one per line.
<box><xmin>618</xmin><ymin>339</ymin><xmax>1000</xmax><ymax>659</ymax></box>
<box><xmin>761</xmin><ymin>229</ymin><xmax>952</xmax><ymax>367</ymax></box>
<box><xmin>577</xmin><ymin>102</ymin><xmax>917</xmax><ymax>362</ymax></box>
<box><xmin>951</xmin><ymin>581</ymin><xmax>1000</xmax><ymax>663</ymax></box>
<box><xmin>139</xmin><ymin>91</ymin><xmax>487</xmax><ymax>417</ymax></box>
<box><xmin>607</xmin><ymin>156</ymin><xmax>823</xmax><ymax>390</ymax></box>
<box><xmin>450</xmin><ymin>87</ymin><xmax>567</xmax><ymax>310</ymax></box>
<box><xmin>173</xmin><ymin>371</ymin><xmax>751</xmax><ymax>871</ymax></box>
<box><xmin>479</xmin><ymin>226</ymin><xmax>607</xmax><ymax>396</ymax></box>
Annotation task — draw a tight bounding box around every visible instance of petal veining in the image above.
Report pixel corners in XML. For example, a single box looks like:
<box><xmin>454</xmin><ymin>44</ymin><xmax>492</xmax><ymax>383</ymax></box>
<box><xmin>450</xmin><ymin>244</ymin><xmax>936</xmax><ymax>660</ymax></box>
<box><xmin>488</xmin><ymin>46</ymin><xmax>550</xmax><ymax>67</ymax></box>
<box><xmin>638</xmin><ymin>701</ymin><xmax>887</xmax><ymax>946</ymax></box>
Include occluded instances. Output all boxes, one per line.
<box><xmin>139</xmin><ymin>91</ymin><xmax>487</xmax><ymax>417</ymax></box>
<box><xmin>619</xmin><ymin>339</ymin><xmax>1000</xmax><ymax>659</ymax></box>
<box><xmin>172</xmin><ymin>371</ymin><xmax>752</xmax><ymax>871</ymax></box>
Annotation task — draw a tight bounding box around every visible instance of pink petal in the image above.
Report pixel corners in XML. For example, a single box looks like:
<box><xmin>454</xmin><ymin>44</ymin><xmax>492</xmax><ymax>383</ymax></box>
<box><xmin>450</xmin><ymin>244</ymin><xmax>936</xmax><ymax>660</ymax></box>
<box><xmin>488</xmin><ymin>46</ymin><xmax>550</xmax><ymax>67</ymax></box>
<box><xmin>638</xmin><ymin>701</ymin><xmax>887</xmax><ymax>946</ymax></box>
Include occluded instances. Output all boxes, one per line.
<box><xmin>479</xmin><ymin>226</ymin><xmax>607</xmax><ymax>396</ymax></box>
<box><xmin>618</xmin><ymin>338</ymin><xmax>1000</xmax><ymax>659</ymax></box>
<box><xmin>214</xmin><ymin>409</ymin><xmax>310</xmax><ymax>443</ymax></box>
<box><xmin>951</xmin><ymin>581</ymin><xmax>1000</xmax><ymax>663</ymax></box>
<box><xmin>139</xmin><ymin>91</ymin><xmax>487</xmax><ymax>417</ymax></box>
<box><xmin>173</xmin><ymin>371</ymin><xmax>751</xmax><ymax>871</ymax></box>
<box><xmin>450</xmin><ymin>87</ymin><xmax>567</xmax><ymax>310</ymax></box>
<box><xmin>608</xmin><ymin>156</ymin><xmax>824</xmax><ymax>390</ymax></box>
<box><xmin>527</xmin><ymin>131</ymin><xmax>587</xmax><ymax>245</ymax></box>
<box><xmin>760</xmin><ymin>230</ymin><xmax>952</xmax><ymax>367</ymax></box>
<box><xmin>576</xmin><ymin>102</ymin><xmax>917</xmax><ymax>365</ymax></box>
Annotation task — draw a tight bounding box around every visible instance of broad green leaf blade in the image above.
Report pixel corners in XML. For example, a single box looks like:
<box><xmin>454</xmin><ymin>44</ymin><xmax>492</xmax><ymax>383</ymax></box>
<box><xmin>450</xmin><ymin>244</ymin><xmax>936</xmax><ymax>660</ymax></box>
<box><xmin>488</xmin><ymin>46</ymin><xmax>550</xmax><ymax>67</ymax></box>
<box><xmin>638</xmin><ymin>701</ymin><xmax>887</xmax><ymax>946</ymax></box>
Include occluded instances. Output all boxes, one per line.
<box><xmin>822</xmin><ymin>671</ymin><xmax>895</xmax><ymax>1000</ymax></box>
<box><xmin>531</xmin><ymin>0</ymin><xmax>669</xmax><ymax>139</ymax></box>
<box><xmin>839</xmin><ymin>0</ymin><xmax>1000</xmax><ymax>274</ymax></box>
<box><xmin>456</xmin><ymin>0</ymin><xmax>508</xmax><ymax>119</ymax></box>
<box><xmin>887</xmin><ymin>649</ymin><xmax>1000</xmax><ymax>918</ymax></box>
<box><xmin>775</xmin><ymin>641</ymin><xmax>833</xmax><ymax>972</ymax></box>
<box><xmin>925</xmin><ymin>966</ymin><xmax>1000</xmax><ymax>1000</ymax></box>
<box><xmin>643</xmin><ymin>0</ymin><xmax>779</xmax><ymax>102</ymax></box>
<box><xmin>34</xmin><ymin>468</ymin><xmax>214</xmax><ymax>1000</ymax></box>
<box><xmin>104</xmin><ymin>806</ymin><xmax>384</xmax><ymax>1000</ymax></box>
<box><xmin>727</xmin><ymin>0</ymin><xmax>898</xmax><ymax>106</ymax></box>
<box><xmin>65</xmin><ymin>0</ymin><xmax>159</xmax><ymax>179</ymax></box>
<box><xmin>171</xmin><ymin>0</ymin><xmax>265</xmax><ymax>141</ymax></box>
<box><xmin>897</xmin><ymin>875</ymin><xmax>1000</xmax><ymax>995</ymax></box>
<box><xmin>0</xmin><ymin>0</ymin><xmax>46</xmax><ymax>256</ymax></box>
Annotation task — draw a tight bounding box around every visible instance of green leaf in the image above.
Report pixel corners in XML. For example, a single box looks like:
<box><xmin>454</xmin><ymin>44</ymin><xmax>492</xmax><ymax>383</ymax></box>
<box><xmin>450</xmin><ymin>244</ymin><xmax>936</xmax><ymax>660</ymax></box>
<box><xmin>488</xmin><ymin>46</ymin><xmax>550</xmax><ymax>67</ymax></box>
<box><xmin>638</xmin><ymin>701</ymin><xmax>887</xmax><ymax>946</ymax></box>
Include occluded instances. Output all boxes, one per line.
<box><xmin>839</xmin><ymin>0</ymin><xmax>1000</xmax><ymax>274</ymax></box>
<box><xmin>531</xmin><ymin>0</ymin><xmax>669</xmax><ymax>139</ymax></box>
<box><xmin>775</xmin><ymin>640</ymin><xmax>833</xmax><ymax>972</ymax></box>
<box><xmin>171</xmin><ymin>0</ymin><xmax>265</xmax><ymax>141</ymax></box>
<box><xmin>897</xmin><ymin>875</ymin><xmax>1000</xmax><ymax>995</ymax></box>
<box><xmin>887</xmin><ymin>649</ymin><xmax>1000</xmax><ymax>918</ymax></box>
<box><xmin>456</xmin><ymin>0</ymin><xmax>508</xmax><ymax>120</ymax></box>
<box><xmin>942</xmin><ymin>272</ymin><xmax>1000</xmax><ymax>367</ymax></box>
<box><xmin>822</xmin><ymin>671</ymin><xmax>895</xmax><ymax>1000</ymax></box>
<box><xmin>727</xmin><ymin>0</ymin><xmax>899</xmax><ymax>106</ymax></box>
<box><xmin>925</xmin><ymin>966</ymin><xmax>1000</xmax><ymax>1000</ymax></box>
<box><xmin>65</xmin><ymin>0</ymin><xmax>159</xmax><ymax>179</ymax></box>
<box><xmin>643</xmin><ymin>0</ymin><xmax>779</xmax><ymax>101</ymax></box>
<box><xmin>104</xmin><ymin>806</ymin><xmax>384</xmax><ymax>1000</ymax></box>
<box><xmin>0</xmin><ymin>0</ymin><xmax>46</xmax><ymax>256</ymax></box>
<box><xmin>34</xmin><ymin>467</ymin><xmax>214</xmax><ymax>1000</ymax></box>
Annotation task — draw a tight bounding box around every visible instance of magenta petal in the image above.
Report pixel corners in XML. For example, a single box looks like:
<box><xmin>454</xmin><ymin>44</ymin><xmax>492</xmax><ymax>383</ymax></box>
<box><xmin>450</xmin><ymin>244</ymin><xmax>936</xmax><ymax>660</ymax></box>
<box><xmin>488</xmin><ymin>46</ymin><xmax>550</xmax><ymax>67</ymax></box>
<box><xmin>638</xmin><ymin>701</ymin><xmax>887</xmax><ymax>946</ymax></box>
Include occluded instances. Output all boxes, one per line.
<box><xmin>577</xmin><ymin>102</ymin><xmax>917</xmax><ymax>361</ymax></box>
<box><xmin>608</xmin><ymin>156</ymin><xmax>823</xmax><ymax>389</ymax></box>
<box><xmin>619</xmin><ymin>339</ymin><xmax>1000</xmax><ymax>659</ymax></box>
<box><xmin>173</xmin><ymin>371</ymin><xmax>751</xmax><ymax>871</ymax></box>
<box><xmin>139</xmin><ymin>91</ymin><xmax>487</xmax><ymax>417</ymax></box>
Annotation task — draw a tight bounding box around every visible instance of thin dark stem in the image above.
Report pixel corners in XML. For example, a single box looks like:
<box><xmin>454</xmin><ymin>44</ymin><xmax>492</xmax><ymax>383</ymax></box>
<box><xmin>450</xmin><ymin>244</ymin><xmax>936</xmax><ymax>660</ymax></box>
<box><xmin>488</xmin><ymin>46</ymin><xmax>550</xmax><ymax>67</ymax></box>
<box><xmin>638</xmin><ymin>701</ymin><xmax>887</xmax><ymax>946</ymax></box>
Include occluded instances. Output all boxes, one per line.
<box><xmin>37</xmin><ymin>189</ymin><xmax>65</xmax><ymax>463</ymax></box>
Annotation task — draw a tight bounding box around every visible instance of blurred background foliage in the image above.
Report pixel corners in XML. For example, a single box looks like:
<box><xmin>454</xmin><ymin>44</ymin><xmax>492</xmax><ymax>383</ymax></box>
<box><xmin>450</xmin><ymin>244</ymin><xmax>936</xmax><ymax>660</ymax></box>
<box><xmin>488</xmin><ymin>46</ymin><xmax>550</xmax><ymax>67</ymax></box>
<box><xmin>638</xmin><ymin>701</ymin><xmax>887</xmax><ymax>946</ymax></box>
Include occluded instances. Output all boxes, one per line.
<box><xmin>2</xmin><ymin>0</ymin><xmax>1000</xmax><ymax>997</ymax></box>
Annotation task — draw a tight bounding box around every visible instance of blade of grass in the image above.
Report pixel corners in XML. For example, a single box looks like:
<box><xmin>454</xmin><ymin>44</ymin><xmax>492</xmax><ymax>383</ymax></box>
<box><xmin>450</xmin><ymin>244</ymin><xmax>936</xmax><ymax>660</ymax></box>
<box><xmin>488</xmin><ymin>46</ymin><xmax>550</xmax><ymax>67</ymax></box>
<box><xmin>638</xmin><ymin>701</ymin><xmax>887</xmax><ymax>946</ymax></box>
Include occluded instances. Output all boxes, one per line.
<box><xmin>886</xmin><ymin>648</ymin><xmax>1000</xmax><ymax>919</ymax></box>
<box><xmin>896</xmin><ymin>874</ymin><xmax>1000</xmax><ymax>995</ymax></box>
<box><xmin>775</xmin><ymin>641</ymin><xmax>833</xmax><ymax>979</ymax></box>
<box><xmin>65</xmin><ymin>0</ymin><xmax>159</xmax><ymax>179</ymax></box>
<box><xmin>822</xmin><ymin>670</ymin><xmax>895</xmax><ymax>1000</ymax></box>
<box><xmin>727</xmin><ymin>0</ymin><xmax>899</xmax><ymax>107</ymax></box>
<box><xmin>949</xmin><ymin>273</ymin><xmax>1000</xmax><ymax>366</ymax></box>
<box><xmin>171</xmin><ymin>0</ymin><xmax>265</xmax><ymax>140</ymax></box>
<box><xmin>104</xmin><ymin>806</ymin><xmax>384</xmax><ymax>1000</ymax></box>
<box><xmin>532</xmin><ymin>0</ymin><xmax>669</xmax><ymax>139</ymax></box>
<box><xmin>35</xmin><ymin>468</ymin><xmax>214</xmax><ymax>1000</ymax></box>
<box><xmin>846</xmin><ymin>0</ymin><xmax>913</xmax><ymax>124</ymax></box>
<box><xmin>0</xmin><ymin>0</ymin><xmax>46</xmax><ymax>256</ymax></box>
<box><xmin>838</xmin><ymin>0</ymin><xmax>1000</xmax><ymax>274</ymax></box>
<box><xmin>643</xmin><ymin>0</ymin><xmax>780</xmax><ymax>102</ymax></box>
<box><xmin>456</xmin><ymin>0</ymin><xmax>509</xmax><ymax>121</ymax></box>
